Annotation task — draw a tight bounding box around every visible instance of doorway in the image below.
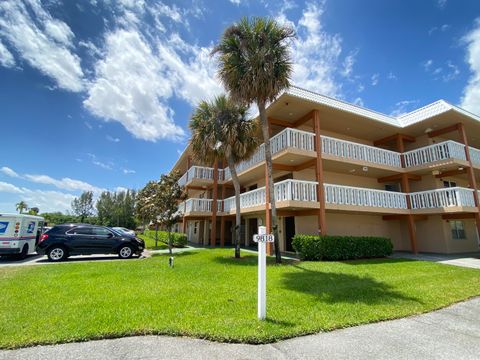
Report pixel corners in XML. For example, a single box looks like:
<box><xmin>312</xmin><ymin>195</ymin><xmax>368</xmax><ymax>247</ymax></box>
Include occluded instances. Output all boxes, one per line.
<box><xmin>284</xmin><ymin>216</ymin><xmax>295</xmax><ymax>252</ymax></box>
<box><xmin>248</xmin><ymin>218</ymin><xmax>258</xmax><ymax>248</ymax></box>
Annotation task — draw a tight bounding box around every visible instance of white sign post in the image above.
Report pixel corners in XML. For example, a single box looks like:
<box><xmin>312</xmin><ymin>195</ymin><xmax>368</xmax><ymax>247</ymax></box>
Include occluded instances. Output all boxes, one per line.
<box><xmin>253</xmin><ymin>226</ymin><xmax>274</xmax><ymax>320</ymax></box>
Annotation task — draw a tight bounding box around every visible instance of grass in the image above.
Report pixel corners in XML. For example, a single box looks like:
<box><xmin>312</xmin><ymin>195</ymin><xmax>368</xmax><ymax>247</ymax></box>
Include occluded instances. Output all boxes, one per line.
<box><xmin>137</xmin><ymin>233</ymin><xmax>168</xmax><ymax>250</ymax></box>
<box><xmin>1</xmin><ymin>248</ymin><xmax>480</xmax><ymax>349</ymax></box>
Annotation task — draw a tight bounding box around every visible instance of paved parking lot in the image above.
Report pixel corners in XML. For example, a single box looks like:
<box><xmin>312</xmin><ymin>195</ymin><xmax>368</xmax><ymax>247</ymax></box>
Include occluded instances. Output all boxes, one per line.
<box><xmin>0</xmin><ymin>254</ymin><xmax>136</xmax><ymax>267</ymax></box>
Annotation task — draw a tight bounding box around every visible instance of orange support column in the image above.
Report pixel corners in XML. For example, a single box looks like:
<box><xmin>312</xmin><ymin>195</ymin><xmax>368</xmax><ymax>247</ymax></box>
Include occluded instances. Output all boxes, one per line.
<box><xmin>220</xmin><ymin>174</ymin><xmax>226</xmax><ymax>247</ymax></box>
<box><xmin>458</xmin><ymin>123</ymin><xmax>480</xmax><ymax>236</ymax></box>
<box><xmin>313</xmin><ymin>110</ymin><xmax>327</xmax><ymax>235</ymax></box>
<box><xmin>210</xmin><ymin>161</ymin><xmax>219</xmax><ymax>247</ymax></box>
<box><xmin>401</xmin><ymin>174</ymin><xmax>418</xmax><ymax>254</ymax></box>
<box><xmin>265</xmin><ymin>163</ymin><xmax>273</xmax><ymax>255</ymax></box>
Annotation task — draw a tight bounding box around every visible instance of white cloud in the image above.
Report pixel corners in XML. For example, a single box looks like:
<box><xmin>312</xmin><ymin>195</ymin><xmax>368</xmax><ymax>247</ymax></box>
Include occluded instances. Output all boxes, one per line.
<box><xmin>277</xmin><ymin>1</ymin><xmax>343</xmax><ymax>96</ymax></box>
<box><xmin>229</xmin><ymin>0</ymin><xmax>242</xmax><ymax>5</ymax></box>
<box><xmin>437</xmin><ymin>0</ymin><xmax>447</xmax><ymax>9</ymax></box>
<box><xmin>341</xmin><ymin>50</ymin><xmax>358</xmax><ymax>78</ymax></box>
<box><xmin>461</xmin><ymin>18</ymin><xmax>480</xmax><ymax>115</ymax></box>
<box><xmin>387</xmin><ymin>72</ymin><xmax>397</xmax><ymax>80</ymax></box>
<box><xmin>0</xmin><ymin>0</ymin><xmax>84</xmax><ymax>92</ymax></box>
<box><xmin>106</xmin><ymin>135</ymin><xmax>120</xmax><ymax>142</ymax></box>
<box><xmin>84</xmin><ymin>121</ymin><xmax>93</xmax><ymax>130</ymax></box>
<box><xmin>123</xmin><ymin>169</ymin><xmax>136</xmax><ymax>174</ymax></box>
<box><xmin>24</xmin><ymin>174</ymin><xmax>106</xmax><ymax>193</ymax></box>
<box><xmin>371</xmin><ymin>73</ymin><xmax>379</xmax><ymax>86</ymax></box>
<box><xmin>84</xmin><ymin>29</ymin><xmax>185</xmax><ymax>142</ymax></box>
<box><xmin>429</xmin><ymin>24</ymin><xmax>450</xmax><ymax>35</ymax></box>
<box><xmin>0</xmin><ymin>181</ymin><xmax>23</xmax><ymax>194</ymax></box>
<box><xmin>423</xmin><ymin>59</ymin><xmax>433</xmax><ymax>71</ymax></box>
<box><xmin>19</xmin><ymin>189</ymin><xmax>76</xmax><ymax>213</ymax></box>
<box><xmin>390</xmin><ymin>100</ymin><xmax>419</xmax><ymax>117</ymax></box>
<box><xmin>353</xmin><ymin>97</ymin><xmax>364</xmax><ymax>107</ymax></box>
<box><xmin>0</xmin><ymin>40</ymin><xmax>15</xmax><ymax>68</ymax></box>
<box><xmin>423</xmin><ymin>59</ymin><xmax>460</xmax><ymax>82</ymax></box>
<box><xmin>443</xmin><ymin>61</ymin><xmax>459</xmax><ymax>82</ymax></box>
<box><xmin>0</xmin><ymin>166</ymin><xmax>20</xmax><ymax>178</ymax></box>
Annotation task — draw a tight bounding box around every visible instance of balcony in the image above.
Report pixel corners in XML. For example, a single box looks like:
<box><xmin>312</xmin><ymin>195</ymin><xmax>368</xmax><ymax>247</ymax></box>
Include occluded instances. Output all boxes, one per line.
<box><xmin>178</xmin><ymin>166</ymin><xmax>216</xmax><ymax>187</ymax></box>
<box><xmin>410</xmin><ymin>187</ymin><xmax>477</xmax><ymax>213</ymax></box>
<box><xmin>222</xmin><ymin>179</ymin><xmax>318</xmax><ymax>214</ymax></box>
<box><xmin>223</xmin><ymin>128</ymin><xmax>316</xmax><ymax>180</ymax></box>
<box><xmin>178</xmin><ymin>198</ymin><xmax>223</xmax><ymax>216</ymax></box>
<box><xmin>324</xmin><ymin>183</ymin><xmax>408</xmax><ymax>214</ymax></box>
<box><xmin>403</xmin><ymin>141</ymin><xmax>467</xmax><ymax>168</ymax></box>
<box><xmin>178</xmin><ymin>133</ymin><xmax>480</xmax><ymax>188</ymax></box>
<box><xmin>321</xmin><ymin>136</ymin><xmax>402</xmax><ymax>168</ymax></box>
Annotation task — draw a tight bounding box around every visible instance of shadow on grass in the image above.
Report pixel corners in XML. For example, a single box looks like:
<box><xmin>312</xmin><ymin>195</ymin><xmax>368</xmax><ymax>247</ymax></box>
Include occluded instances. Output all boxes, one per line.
<box><xmin>264</xmin><ymin>317</ymin><xmax>296</xmax><ymax>328</ymax></box>
<box><xmin>338</xmin><ymin>257</ymin><xmax>418</xmax><ymax>266</ymax></box>
<box><xmin>213</xmin><ymin>255</ymin><xmax>297</xmax><ymax>267</ymax></box>
<box><xmin>151</xmin><ymin>251</ymin><xmax>200</xmax><ymax>258</ymax></box>
<box><xmin>282</xmin><ymin>265</ymin><xmax>421</xmax><ymax>305</ymax></box>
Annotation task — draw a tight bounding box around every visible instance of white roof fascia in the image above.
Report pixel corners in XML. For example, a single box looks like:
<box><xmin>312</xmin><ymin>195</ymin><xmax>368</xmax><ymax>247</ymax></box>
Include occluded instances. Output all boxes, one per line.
<box><xmin>280</xmin><ymin>86</ymin><xmax>480</xmax><ymax>129</ymax></box>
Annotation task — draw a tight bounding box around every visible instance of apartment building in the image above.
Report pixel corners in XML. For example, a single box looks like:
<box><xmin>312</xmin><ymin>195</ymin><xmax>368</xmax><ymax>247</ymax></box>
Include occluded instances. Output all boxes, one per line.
<box><xmin>171</xmin><ymin>86</ymin><xmax>480</xmax><ymax>254</ymax></box>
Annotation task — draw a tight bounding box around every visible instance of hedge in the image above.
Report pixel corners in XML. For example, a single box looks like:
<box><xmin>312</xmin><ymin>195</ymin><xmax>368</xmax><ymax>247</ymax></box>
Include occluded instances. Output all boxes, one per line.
<box><xmin>291</xmin><ymin>234</ymin><xmax>393</xmax><ymax>261</ymax></box>
<box><xmin>145</xmin><ymin>230</ymin><xmax>187</xmax><ymax>247</ymax></box>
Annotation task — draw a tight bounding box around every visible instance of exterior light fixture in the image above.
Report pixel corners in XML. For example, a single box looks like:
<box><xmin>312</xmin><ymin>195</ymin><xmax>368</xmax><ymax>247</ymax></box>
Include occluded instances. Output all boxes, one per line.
<box><xmin>425</xmin><ymin>128</ymin><xmax>433</xmax><ymax>133</ymax></box>
<box><xmin>362</xmin><ymin>166</ymin><xmax>368</xmax><ymax>172</ymax></box>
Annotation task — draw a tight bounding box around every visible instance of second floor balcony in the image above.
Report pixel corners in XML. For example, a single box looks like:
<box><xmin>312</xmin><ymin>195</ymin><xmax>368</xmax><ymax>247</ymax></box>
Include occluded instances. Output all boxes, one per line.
<box><xmin>178</xmin><ymin>131</ymin><xmax>480</xmax><ymax>188</ymax></box>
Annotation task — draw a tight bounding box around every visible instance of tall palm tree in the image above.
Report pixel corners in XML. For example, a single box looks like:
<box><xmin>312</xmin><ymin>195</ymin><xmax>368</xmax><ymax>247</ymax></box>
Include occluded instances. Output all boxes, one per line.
<box><xmin>190</xmin><ymin>95</ymin><xmax>258</xmax><ymax>258</ymax></box>
<box><xmin>15</xmin><ymin>201</ymin><xmax>28</xmax><ymax>214</ymax></box>
<box><xmin>213</xmin><ymin>17</ymin><xmax>294</xmax><ymax>263</ymax></box>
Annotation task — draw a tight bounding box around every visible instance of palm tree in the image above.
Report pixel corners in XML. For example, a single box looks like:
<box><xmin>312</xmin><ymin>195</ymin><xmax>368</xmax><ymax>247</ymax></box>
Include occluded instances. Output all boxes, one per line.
<box><xmin>15</xmin><ymin>201</ymin><xmax>28</xmax><ymax>214</ymax></box>
<box><xmin>190</xmin><ymin>95</ymin><xmax>258</xmax><ymax>258</ymax></box>
<box><xmin>213</xmin><ymin>17</ymin><xmax>294</xmax><ymax>263</ymax></box>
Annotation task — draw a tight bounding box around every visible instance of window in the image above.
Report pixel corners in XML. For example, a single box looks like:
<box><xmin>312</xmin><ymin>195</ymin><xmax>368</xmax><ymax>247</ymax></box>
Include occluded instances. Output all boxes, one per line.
<box><xmin>385</xmin><ymin>183</ymin><xmax>400</xmax><ymax>192</ymax></box>
<box><xmin>450</xmin><ymin>221</ymin><xmax>466</xmax><ymax>239</ymax></box>
<box><xmin>193</xmin><ymin>222</ymin><xmax>198</xmax><ymax>235</ymax></box>
<box><xmin>91</xmin><ymin>227</ymin><xmax>113</xmax><ymax>237</ymax></box>
<box><xmin>443</xmin><ymin>181</ymin><xmax>457</xmax><ymax>188</ymax></box>
<box><xmin>69</xmin><ymin>227</ymin><xmax>91</xmax><ymax>235</ymax></box>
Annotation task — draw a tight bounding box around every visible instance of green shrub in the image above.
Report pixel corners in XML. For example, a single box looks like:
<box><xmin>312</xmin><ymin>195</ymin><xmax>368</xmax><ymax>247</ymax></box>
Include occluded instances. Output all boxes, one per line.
<box><xmin>144</xmin><ymin>230</ymin><xmax>188</xmax><ymax>247</ymax></box>
<box><xmin>292</xmin><ymin>234</ymin><xmax>393</xmax><ymax>261</ymax></box>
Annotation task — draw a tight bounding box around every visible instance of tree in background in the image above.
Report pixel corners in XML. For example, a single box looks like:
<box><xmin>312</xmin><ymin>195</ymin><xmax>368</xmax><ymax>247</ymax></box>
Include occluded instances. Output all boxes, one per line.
<box><xmin>155</xmin><ymin>171</ymin><xmax>186</xmax><ymax>256</ymax></box>
<box><xmin>71</xmin><ymin>191</ymin><xmax>94</xmax><ymax>223</ymax></box>
<box><xmin>28</xmin><ymin>207</ymin><xmax>39</xmax><ymax>215</ymax></box>
<box><xmin>190</xmin><ymin>95</ymin><xmax>258</xmax><ymax>258</ymax></box>
<box><xmin>97</xmin><ymin>190</ymin><xmax>136</xmax><ymax>228</ymax></box>
<box><xmin>136</xmin><ymin>181</ymin><xmax>161</xmax><ymax>244</ymax></box>
<box><xmin>213</xmin><ymin>17</ymin><xmax>294</xmax><ymax>264</ymax></box>
<box><xmin>15</xmin><ymin>201</ymin><xmax>28</xmax><ymax>214</ymax></box>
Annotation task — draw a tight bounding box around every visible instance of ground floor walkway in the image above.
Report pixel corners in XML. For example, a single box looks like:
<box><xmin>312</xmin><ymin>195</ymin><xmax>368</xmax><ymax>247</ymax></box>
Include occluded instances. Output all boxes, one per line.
<box><xmin>393</xmin><ymin>251</ymin><xmax>480</xmax><ymax>269</ymax></box>
<box><xmin>2</xmin><ymin>297</ymin><xmax>479</xmax><ymax>360</ymax></box>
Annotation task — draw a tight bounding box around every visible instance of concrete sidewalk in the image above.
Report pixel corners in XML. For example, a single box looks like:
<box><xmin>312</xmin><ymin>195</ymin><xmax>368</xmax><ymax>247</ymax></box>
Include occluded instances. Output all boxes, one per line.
<box><xmin>1</xmin><ymin>297</ymin><xmax>479</xmax><ymax>360</ymax></box>
<box><xmin>392</xmin><ymin>252</ymin><xmax>480</xmax><ymax>269</ymax></box>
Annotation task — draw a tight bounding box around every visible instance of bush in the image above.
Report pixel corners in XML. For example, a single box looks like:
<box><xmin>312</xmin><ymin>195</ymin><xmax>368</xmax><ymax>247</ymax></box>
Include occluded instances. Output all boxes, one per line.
<box><xmin>145</xmin><ymin>230</ymin><xmax>187</xmax><ymax>247</ymax></box>
<box><xmin>292</xmin><ymin>234</ymin><xmax>393</xmax><ymax>261</ymax></box>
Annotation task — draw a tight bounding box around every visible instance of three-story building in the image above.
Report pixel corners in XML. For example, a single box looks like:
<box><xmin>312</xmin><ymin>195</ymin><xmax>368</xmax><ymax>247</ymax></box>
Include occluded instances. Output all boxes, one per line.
<box><xmin>171</xmin><ymin>86</ymin><xmax>480</xmax><ymax>254</ymax></box>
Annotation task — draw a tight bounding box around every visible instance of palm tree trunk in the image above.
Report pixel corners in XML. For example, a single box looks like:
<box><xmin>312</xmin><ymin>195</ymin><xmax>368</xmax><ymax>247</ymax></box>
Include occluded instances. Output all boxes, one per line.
<box><xmin>228</xmin><ymin>156</ymin><xmax>242</xmax><ymax>258</ymax></box>
<box><xmin>258</xmin><ymin>101</ymin><xmax>282</xmax><ymax>264</ymax></box>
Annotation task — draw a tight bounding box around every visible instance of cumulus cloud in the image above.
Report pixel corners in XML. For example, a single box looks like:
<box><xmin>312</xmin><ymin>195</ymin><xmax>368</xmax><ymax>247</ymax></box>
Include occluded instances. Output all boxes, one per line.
<box><xmin>0</xmin><ymin>0</ymin><xmax>84</xmax><ymax>92</ymax></box>
<box><xmin>84</xmin><ymin>29</ymin><xmax>185</xmax><ymax>142</ymax></box>
<box><xmin>20</xmin><ymin>189</ymin><xmax>77</xmax><ymax>213</ymax></box>
<box><xmin>461</xmin><ymin>19</ymin><xmax>480</xmax><ymax>115</ymax></box>
<box><xmin>276</xmin><ymin>1</ymin><xmax>343</xmax><ymax>96</ymax></box>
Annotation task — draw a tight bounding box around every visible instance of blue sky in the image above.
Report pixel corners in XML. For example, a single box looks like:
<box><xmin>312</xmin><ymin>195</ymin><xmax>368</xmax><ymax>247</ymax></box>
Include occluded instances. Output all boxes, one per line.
<box><xmin>0</xmin><ymin>0</ymin><xmax>479</xmax><ymax>213</ymax></box>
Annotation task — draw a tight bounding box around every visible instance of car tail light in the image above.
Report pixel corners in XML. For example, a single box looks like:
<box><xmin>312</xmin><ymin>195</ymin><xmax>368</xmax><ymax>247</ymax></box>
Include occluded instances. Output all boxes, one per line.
<box><xmin>39</xmin><ymin>234</ymin><xmax>48</xmax><ymax>243</ymax></box>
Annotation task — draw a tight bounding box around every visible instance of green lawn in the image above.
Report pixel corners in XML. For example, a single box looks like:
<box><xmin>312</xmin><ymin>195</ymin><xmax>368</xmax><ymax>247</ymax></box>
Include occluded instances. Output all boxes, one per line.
<box><xmin>1</xmin><ymin>249</ymin><xmax>479</xmax><ymax>349</ymax></box>
<box><xmin>137</xmin><ymin>234</ymin><xmax>168</xmax><ymax>250</ymax></box>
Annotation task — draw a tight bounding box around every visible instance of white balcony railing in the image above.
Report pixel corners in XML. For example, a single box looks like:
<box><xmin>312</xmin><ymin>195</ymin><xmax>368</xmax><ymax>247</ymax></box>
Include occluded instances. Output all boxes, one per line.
<box><xmin>324</xmin><ymin>183</ymin><xmax>408</xmax><ymax>209</ymax></box>
<box><xmin>223</xmin><ymin>128</ymin><xmax>315</xmax><ymax>180</ymax></box>
<box><xmin>181</xmin><ymin>198</ymin><xmax>223</xmax><ymax>213</ymax></box>
<box><xmin>223</xmin><ymin>179</ymin><xmax>318</xmax><ymax>212</ymax></box>
<box><xmin>178</xmin><ymin>166</ymin><xmax>215</xmax><ymax>187</ymax></box>
<box><xmin>410</xmin><ymin>187</ymin><xmax>475</xmax><ymax>209</ymax></box>
<box><xmin>403</xmin><ymin>141</ymin><xmax>466</xmax><ymax>167</ymax></box>
<box><xmin>469</xmin><ymin>147</ymin><xmax>480</xmax><ymax>167</ymax></box>
<box><xmin>321</xmin><ymin>136</ymin><xmax>402</xmax><ymax>168</ymax></box>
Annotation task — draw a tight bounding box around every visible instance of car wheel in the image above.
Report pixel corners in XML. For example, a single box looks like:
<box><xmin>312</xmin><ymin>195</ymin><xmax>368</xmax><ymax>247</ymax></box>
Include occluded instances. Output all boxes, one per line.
<box><xmin>47</xmin><ymin>246</ymin><xmax>67</xmax><ymax>262</ymax></box>
<box><xmin>118</xmin><ymin>245</ymin><xmax>133</xmax><ymax>259</ymax></box>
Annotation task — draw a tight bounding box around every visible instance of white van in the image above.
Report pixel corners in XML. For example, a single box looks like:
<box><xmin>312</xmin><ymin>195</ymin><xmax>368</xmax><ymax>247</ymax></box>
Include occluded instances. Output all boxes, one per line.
<box><xmin>0</xmin><ymin>213</ymin><xmax>45</xmax><ymax>259</ymax></box>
